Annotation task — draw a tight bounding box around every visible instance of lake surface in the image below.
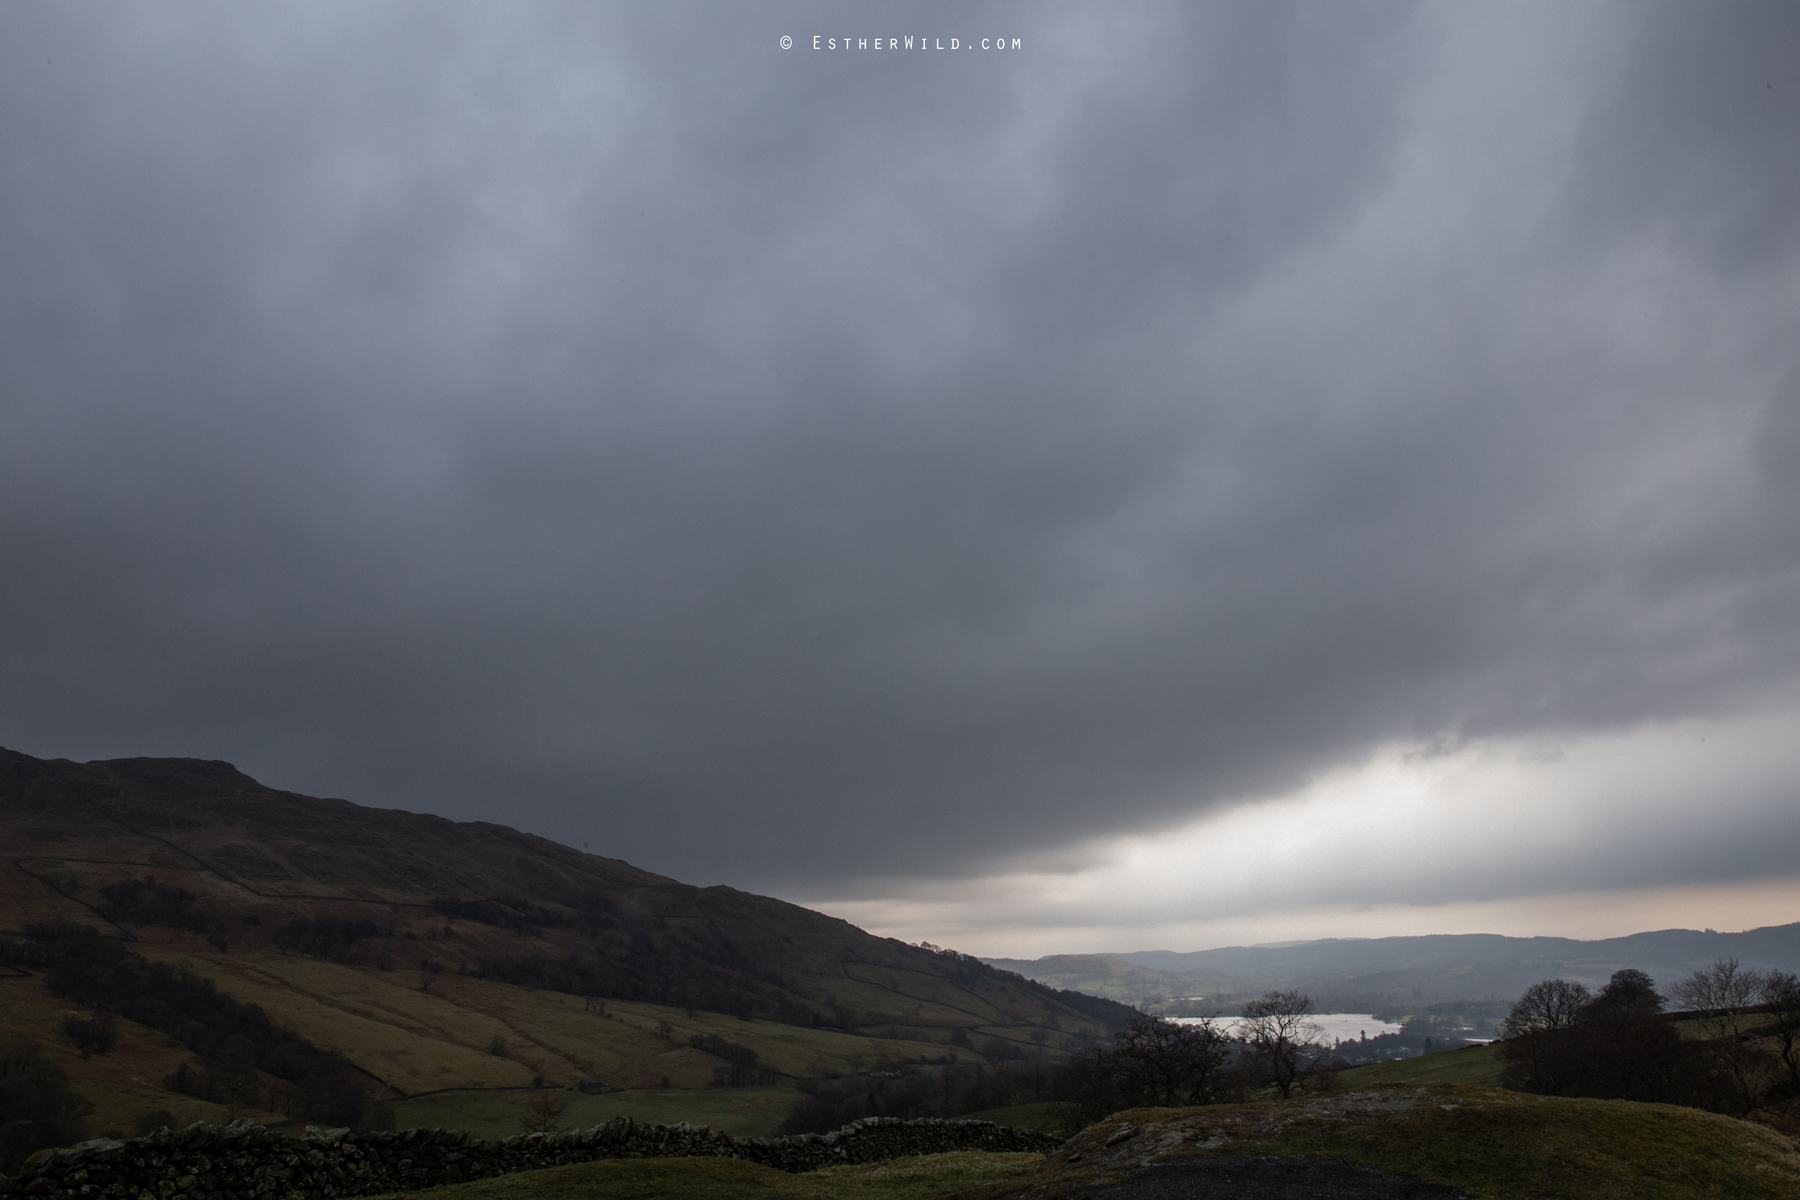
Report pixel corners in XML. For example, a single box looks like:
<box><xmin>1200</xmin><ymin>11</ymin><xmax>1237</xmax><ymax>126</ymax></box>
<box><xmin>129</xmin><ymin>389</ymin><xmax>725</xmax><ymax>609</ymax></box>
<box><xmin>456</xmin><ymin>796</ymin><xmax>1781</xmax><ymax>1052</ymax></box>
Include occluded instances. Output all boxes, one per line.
<box><xmin>1170</xmin><ymin>1012</ymin><xmax>1403</xmax><ymax>1043</ymax></box>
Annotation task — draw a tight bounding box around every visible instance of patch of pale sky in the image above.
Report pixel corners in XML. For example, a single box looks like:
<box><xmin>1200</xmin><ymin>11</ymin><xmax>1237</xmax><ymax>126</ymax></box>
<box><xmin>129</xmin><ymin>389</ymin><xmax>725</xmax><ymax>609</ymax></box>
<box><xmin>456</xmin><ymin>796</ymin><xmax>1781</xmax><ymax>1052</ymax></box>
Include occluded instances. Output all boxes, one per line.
<box><xmin>817</xmin><ymin>700</ymin><xmax>1800</xmax><ymax>957</ymax></box>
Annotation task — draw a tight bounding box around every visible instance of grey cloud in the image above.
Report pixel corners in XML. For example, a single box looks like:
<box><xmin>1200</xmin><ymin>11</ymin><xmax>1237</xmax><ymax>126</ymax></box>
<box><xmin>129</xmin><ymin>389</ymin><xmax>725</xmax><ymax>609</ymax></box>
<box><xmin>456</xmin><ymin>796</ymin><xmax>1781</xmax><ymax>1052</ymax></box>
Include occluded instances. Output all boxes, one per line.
<box><xmin>1</xmin><ymin>1</ymin><xmax>1796</xmax><ymax>903</ymax></box>
<box><xmin>1567</xmin><ymin>0</ymin><xmax>1800</xmax><ymax>275</ymax></box>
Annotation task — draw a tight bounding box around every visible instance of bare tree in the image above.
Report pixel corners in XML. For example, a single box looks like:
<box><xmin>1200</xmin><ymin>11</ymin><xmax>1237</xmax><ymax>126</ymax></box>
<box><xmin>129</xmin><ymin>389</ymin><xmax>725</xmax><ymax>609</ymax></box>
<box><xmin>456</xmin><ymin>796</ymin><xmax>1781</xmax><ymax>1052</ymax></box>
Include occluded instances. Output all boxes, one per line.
<box><xmin>1240</xmin><ymin>990</ymin><xmax>1322</xmax><ymax>1099</ymax></box>
<box><xmin>1759</xmin><ymin>969</ymin><xmax>1800</xmax><ymax>1092</ymax></box>
<box><xmin>1053</xmin><ymin>1011</ymin><xmax>1238</xmax><ymax>1127</ymax></box>
<box><xmin>1111</xmin><ymin>1011</ymin><xmax>1233</xmax><ymax>1107</ymax></box>
<box><xmin>217</xmin><ymin>1063</ymin><xmax>260</xmax><ymax>1121</ymax></box>
<box><xmin>516</xmin><ymin>1090</ymin><xmax>567</xmax><ymax>1134</ymax></box>
<box><xmin>1671</xmin><ymin>958</ymin><xmax>1769</xmax><ymax>1111</ymax></box>
<box><xmin>1672</xmin><ymin>958</ymin><xmax>1763</xmax><ymax>1017</ymax></box>
<box><xmin>1501</xmin><ymin>979</ymin><xmax>1592</xmax><ymax>1038</ymax></box>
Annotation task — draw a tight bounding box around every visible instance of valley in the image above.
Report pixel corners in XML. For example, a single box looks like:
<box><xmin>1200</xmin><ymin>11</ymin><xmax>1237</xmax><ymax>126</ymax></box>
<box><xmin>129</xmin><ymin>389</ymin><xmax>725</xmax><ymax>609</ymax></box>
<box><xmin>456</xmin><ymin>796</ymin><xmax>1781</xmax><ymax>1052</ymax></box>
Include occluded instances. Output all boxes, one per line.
<box><xmin>6</xmin><ymin>745</ymin><xmax>1798</xmax><ymax>1200</ymax></box>
<box><xmin>985</xmin><ymin>924</ymin><xmax>1800</xmax><ymax>1018</ymax></box>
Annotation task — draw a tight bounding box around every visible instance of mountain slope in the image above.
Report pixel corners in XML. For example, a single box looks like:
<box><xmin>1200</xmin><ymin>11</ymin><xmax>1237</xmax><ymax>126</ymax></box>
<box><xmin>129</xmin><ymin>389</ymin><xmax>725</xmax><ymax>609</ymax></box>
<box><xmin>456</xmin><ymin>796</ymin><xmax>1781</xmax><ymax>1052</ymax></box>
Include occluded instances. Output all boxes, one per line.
<box><xmin>0</xmin><ymin>746</ymin><xmax>1130</xmax><ymax>1135</ymax></box>
<box><xmin>0</xmin><ymin>746</ymin><xmax>1124</xmax><ymax>1042</ymax></box>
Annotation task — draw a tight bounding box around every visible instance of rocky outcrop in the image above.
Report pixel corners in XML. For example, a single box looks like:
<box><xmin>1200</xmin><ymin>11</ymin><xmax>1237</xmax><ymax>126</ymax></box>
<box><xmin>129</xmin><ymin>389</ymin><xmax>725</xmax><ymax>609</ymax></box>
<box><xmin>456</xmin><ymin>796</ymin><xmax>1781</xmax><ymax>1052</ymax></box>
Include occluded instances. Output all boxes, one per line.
<box><xmin>0</xmin><ymin>1115</ymin><xmax>1059</xmax><ymax>1200</ymax></box>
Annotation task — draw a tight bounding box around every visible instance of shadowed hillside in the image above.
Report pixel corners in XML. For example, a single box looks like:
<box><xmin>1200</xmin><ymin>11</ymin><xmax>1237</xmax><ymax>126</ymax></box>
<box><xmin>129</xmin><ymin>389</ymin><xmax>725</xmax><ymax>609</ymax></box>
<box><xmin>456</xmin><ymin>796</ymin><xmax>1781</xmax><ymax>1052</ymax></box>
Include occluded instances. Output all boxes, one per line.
<box><xmin>0</xmin><ymin>746</ymin><xmax>1131</xmax><ymax>1141</ymax></box>
<box><xmin>0</xmin><ymin>747</ymin><xmax>1124</xmax><ymax>1040</ymax></box>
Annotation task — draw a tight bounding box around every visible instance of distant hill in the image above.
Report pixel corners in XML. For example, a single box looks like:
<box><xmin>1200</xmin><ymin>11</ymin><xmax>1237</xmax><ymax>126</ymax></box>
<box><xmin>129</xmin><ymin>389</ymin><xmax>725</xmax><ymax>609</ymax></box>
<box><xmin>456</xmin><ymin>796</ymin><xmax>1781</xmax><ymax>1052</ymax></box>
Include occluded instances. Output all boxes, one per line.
<box><xmin>969</xmin><ymin>955</ymin><xmax>1194</xmax><ymax>1005</ymax></box>
<box><xmin>0</xmin><ymin>746</ymin><xmax>1132</xmax><ymax>1135</ymax></box>
<box><xmin>1117</xmin><ymin>926</ymin><xmax>1800</xmax><ymax>978</ymax></box>
<box><xmin>986</xmin><ymin>925</ymin><xmax>1800</xmax><ymax>1013</ymax></box>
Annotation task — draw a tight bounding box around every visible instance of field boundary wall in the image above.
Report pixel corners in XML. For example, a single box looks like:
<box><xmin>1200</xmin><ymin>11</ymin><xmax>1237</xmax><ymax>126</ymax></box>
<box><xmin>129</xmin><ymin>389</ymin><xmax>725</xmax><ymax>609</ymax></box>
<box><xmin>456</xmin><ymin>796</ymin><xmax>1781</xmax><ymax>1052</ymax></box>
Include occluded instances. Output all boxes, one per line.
<box><xmin>0</xmin><ymin>1115</ymin><xmax>1061</xmax><ymax>1199</ymax></box>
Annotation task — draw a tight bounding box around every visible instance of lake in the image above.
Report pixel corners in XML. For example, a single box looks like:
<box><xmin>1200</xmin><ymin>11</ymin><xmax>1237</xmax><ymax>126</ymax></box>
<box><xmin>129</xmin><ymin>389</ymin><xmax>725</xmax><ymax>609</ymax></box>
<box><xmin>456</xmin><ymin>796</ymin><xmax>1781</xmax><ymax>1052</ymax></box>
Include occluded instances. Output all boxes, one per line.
<box><xmin>1170</xmin><ymin>1012</ymin><xmax>1404</xmax><ymax>1043</ymax></box>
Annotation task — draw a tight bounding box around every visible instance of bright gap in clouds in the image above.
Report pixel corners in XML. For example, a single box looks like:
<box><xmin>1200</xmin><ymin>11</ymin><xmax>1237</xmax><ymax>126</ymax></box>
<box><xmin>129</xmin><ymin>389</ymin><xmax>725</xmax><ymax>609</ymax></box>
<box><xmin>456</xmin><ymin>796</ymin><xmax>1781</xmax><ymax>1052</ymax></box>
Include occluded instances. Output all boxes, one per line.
<box><xmin>817</xmin><ymin>699</ymin><xmax>1800</xmax><ymax>958</ymax></box>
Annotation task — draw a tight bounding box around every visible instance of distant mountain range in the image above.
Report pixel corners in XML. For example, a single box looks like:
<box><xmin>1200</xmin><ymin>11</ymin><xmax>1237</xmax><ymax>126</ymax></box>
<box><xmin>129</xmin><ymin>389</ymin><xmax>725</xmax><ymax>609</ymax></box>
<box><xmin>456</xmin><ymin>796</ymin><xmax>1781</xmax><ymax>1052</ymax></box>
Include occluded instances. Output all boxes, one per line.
<box><xmin>984</xmin><ymin>925</ymin><xmax>1800</xmax><ymax>1014</ymax></box>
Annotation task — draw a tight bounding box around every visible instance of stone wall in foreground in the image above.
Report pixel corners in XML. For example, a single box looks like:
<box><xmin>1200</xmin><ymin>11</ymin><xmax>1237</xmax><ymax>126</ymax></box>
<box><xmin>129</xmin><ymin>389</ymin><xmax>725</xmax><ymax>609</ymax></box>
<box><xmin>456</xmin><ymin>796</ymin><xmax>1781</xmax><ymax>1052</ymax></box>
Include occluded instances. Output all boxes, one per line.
<box><xmin>0</xmin><ymin>1115</ymin><xmax>1061</xmax><ymax>1200</ymax></box>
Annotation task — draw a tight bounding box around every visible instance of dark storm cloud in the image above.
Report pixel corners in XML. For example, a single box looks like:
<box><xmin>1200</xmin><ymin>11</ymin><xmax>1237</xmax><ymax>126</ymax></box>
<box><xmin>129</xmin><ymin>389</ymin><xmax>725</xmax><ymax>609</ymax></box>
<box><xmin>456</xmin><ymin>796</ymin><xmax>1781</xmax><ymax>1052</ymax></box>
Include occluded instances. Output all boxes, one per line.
<box><xmin>1566</xmin><ymin>0</ymin><xmax>1800</xmax><ymax>275</ymax></box>
<box><xmin>2</xmin><ymin>1</ymin><xmax>1796</xmax><ymax>899</ymax></box>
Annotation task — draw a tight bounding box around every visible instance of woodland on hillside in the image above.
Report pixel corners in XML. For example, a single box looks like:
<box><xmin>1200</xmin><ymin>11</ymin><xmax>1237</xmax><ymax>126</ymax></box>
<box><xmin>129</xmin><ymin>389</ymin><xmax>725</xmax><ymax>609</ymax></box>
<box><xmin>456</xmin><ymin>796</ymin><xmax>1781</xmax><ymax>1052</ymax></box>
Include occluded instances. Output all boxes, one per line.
<box><xmin>0</xmin><ymin>747</ymin><xmax>1130</xmax><ymax>1045</ymax></box>
<box><xmin>1497</xmin><ymin>962</ymin><xmax>1800</xmax><ymax>1119</ymax></box>
<box><xmin>0</xmin><ymin>921</ymin><xmax>381</xmax><ymax>1170</ymax></box>
<box><xmin>0</xmin><ymin>748</ymin><xmax>1140</xmax><ymax>1166</ymax></box>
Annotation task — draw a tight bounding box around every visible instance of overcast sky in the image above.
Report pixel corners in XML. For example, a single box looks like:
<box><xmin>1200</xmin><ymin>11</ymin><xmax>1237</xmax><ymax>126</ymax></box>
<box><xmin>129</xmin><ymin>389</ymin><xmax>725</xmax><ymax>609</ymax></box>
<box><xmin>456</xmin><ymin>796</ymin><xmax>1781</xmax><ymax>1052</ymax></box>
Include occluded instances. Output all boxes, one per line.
<box><xmin>3</xmin><ymin>1</ymin><xmax>1798</xmax><ymax>957</ymax></box>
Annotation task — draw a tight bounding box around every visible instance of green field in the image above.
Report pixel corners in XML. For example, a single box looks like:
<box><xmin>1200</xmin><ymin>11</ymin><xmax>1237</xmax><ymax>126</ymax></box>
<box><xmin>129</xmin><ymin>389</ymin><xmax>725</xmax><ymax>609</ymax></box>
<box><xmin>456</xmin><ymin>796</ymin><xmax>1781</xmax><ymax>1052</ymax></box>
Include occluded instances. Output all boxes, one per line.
<box><xmin>392</xmin><ymin>1086</ymin><xmax>801</xmax><ymax>1139</ymax></box>
<box><xmin>365</xmin><ymin>1151</ymin><xmax>1046</xmax><ymax>1200</ymax></box>
<box><xmin>1338</xmin><ymin>1042</ymin><xmax>1504</xmax><ymax>1088</ymax></box>
<box><xmin>388</xmin><ymin>1092</ymin><xmax>1085</xmax><ymax>1143</ymax></box>
<box><xmin>1</xmin><ymin>959</ymin><xmax>959</xmax><ymax>1140</ymax></box>
<box><xmin>139</xmin><ymin>952</ymin><xmax>964</xmax><ymax>1097</ymax></box>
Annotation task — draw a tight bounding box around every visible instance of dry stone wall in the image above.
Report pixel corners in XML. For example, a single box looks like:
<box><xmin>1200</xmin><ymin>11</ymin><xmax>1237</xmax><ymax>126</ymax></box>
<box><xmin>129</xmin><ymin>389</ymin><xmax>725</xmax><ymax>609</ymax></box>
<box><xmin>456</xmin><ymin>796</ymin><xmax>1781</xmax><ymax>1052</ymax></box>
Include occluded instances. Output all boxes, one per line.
<box><xmin>1</xmin><ymin>1115</ymin><xmax>1060</xmax><ymax>1200</ymax></box>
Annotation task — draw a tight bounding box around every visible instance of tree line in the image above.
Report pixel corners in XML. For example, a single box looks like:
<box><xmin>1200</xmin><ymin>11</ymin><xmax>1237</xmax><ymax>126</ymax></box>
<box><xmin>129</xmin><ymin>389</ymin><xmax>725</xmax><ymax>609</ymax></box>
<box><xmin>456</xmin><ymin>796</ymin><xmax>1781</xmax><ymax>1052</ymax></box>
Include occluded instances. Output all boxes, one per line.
<box><xmin>0</xmin><ymin>1038</ymin><xmax>94</xmax><ymax>1174</ymax></box>
<box><xmin>1499</xmin><ymin>959</ymin><xmax>1800</xmax><ymax>1115</ymax></box>
<box><xmin>1</xmin><ymin>922</ymin><xmax>390</xmax><ymax>1143</ymax></box>
<box><xmin>1054</xmin><ymin>990</ymin><xmax>1336</xmax><ymax>1126</ymax></box>
<box><xmin>776</xmin><ymin>989</ymin><xmax>1343</xmax><ymax>1136</ymax></box>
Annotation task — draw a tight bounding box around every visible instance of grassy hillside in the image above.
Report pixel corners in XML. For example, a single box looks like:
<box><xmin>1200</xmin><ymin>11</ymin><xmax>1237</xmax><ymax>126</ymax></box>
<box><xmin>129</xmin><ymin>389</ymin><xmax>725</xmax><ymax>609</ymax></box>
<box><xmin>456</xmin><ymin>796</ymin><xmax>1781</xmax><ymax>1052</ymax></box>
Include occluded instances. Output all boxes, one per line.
<box><xmin>0</xmin><ymin>748</ymin><xmax>1125</xmax><ymax>1048</ymax></box>
<box><xmin>0</xmin><ymin>746</ymin><xmax>1131</xmax><ymax>1139</ymax></box>
<box><xmin>1240</xmin><ymin>1086</ymin><xmax>1800</xmax><ymax>1199</ymax></box>
<box><xmin>364</xmin><ymin>1151</ymin><xmax>1048</xmax><ymax>1200</ymax></box>
<box><xmin>1338</xmin><ymin>1042</ymin><xmax>1504</xmax><ymax>1088</ymax></box>
<box><xmin>389</xmin><ymin>1086</ymin><xmax>800</xmax><ymax>1139</ymax></box>
<box><xmin>976</xmin><ymin>955</ymin><xmax>1203</xmax><ymax>1006</ymax></box>
<box><xmin>1052</xmin><ymin>1084</ymin><xmax>1800</xmax><ymax>1200</ymax></box>
<box><xmin>0</xmin><ymin>964</ymin><xmax>236</xmax><ymax>1135</ymax></box>
<box><xmin>333</xmin><ymin>1084</ymin><xmax>1800</xmax><ymax>1200</ymax></box>
<box><xmin>0</xmin><ymin>930</ymin><xmax>1008</xmax><ymax>1138</ymax></box>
